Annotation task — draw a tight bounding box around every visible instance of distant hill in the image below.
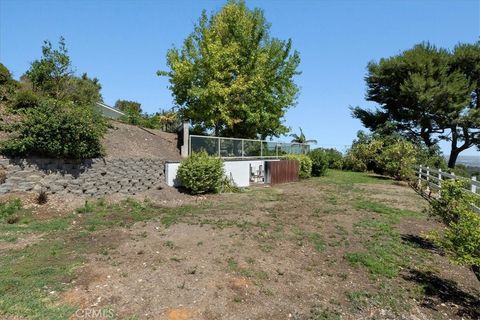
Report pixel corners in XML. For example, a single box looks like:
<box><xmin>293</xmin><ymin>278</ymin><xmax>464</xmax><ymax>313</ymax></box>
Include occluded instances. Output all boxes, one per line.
<box><xmin>456</xmin><ymin>155</ymin><xmax>480</xmax><ymax>167</ymax></box>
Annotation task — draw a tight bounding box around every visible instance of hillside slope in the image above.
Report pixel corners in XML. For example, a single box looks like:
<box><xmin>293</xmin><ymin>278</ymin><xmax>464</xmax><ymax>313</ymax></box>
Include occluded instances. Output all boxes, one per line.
<box><xmin>103</xmin><ymin>121</ymin><xmax>181</xmax><ymax>160</ymax></box>
<box><xmin>0</xmin><ymin>103</ymin><xmax>181</xmax><ymax>160</ymax></box>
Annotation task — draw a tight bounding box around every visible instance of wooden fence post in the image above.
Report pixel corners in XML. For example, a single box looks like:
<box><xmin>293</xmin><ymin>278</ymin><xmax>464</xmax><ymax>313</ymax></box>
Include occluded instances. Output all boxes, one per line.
<box><xmin>472</xmin><ymin>176</ymin><xmax>477</xmax><ymax>194</ymax></box>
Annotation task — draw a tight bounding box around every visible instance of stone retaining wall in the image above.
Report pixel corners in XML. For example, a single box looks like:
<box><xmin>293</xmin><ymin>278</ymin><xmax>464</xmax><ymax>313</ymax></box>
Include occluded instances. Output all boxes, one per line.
<box><xmin>0</xmin><ymin>157</ymin><xmax>165</xmax><ymax>197</ymax></box>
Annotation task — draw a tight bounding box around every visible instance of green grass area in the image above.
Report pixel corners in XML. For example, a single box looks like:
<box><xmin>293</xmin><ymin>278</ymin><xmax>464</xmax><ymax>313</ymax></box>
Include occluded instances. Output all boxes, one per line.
<box><xmin>0</xmin><ymin>198</ymin><xmax>72</xmax><ymax>234</ymax></box>
<box><xmin>354</xmin><ymin>199</ymin><xmax>419</xmax><ymax>223</ymax></box>
<box><xmin>319</xmin><ymin>170</ymin><xmax>393</xmax><ymax>186</ymax></box>
<box><xmin>345</xmin><ymin>200</ymin><xmax>424</xmax><ymax>278</ymax></box>
<box><xmin>0</xmin><ymin>239</ymin><xmax>81</xmax><ymax>319</ymax></box>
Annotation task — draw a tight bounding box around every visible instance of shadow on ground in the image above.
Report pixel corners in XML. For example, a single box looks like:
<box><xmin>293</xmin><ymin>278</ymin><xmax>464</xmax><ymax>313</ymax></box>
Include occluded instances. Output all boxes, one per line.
<box><xmin>401</xmin><ymin>234</ymin><xmax>443</xmax><ymax>255</ymax></box>
<box><xmin>403</xmin><ymin>269</ymin><xmax>480</xmax><ymax>319</ymax></box>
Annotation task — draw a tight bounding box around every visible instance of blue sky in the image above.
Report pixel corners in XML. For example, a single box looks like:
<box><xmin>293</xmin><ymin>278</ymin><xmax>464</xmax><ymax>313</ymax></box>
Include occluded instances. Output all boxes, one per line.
<box><xmin>1</xmin><ymin>0</ymin><xmax>479</xmax><ymax>156</ymax></box>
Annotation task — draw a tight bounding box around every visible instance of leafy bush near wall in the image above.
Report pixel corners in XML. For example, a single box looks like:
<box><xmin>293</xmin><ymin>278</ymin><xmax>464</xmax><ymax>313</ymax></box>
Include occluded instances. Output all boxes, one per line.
<box><xmin>307</xmin><ymin>149</ymin><xmax>329</xmax><ymax>177</ymax></box>
<box><xmin>284</xmin><ymin>154</ymin><xmax>312</xmax><ymax>179</ymax></box>
<box><xmin>429</xmin><ymin>180</ymin><xmax>480</xmax><ymax>280</ymax></box>
<box><xmin>1</xmin><ymin>101</ymin><xmax>107</xmax><ymax>159</ymax></box>
<box><xmin>177</xmin><ymin>151</ymin><xmax>225</xmax><ymax>194</ymax></box>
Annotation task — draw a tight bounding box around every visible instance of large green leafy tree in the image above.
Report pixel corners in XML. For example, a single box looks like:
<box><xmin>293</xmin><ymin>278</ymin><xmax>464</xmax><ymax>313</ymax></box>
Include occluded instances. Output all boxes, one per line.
<box><xmin>159</xmin><ymin>0</ymin><xmax>301</xmax><ymax>139</ymax></box>
<box><xmin>352</xmin><ymin>42</ymin><xmax>479</xmax><ymax>168</ymax></box>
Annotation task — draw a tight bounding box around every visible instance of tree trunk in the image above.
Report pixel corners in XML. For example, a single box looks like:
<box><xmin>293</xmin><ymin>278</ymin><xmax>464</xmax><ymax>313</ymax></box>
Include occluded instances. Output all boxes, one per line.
<box><xmin>448</xmin><ymin>125</ymin><xmax>459</xmax><ymax>169</ymax></box>
<box><xmin>448</xmin><ymin>148</ymin><xmax>460</xmax><ymax>169</ymax></box>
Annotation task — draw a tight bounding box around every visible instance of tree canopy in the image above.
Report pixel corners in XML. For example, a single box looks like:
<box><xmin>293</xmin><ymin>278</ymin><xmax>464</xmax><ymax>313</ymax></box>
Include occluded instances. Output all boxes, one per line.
<box><xmin>114</xmin><ymin>100</ymin><xmax>142</xmax><ymax>113</ymax></box>
<box><xmin>22</xmin><ymin>37</ymin><xmax>102</xmax><ymax>106</ymax></box>
<box><xmin>159</xmin><ymin>0</ymin><xmax>301</xmax><ymax>139</ymax></box>
<box><xmin>1</xmin><ymin>38</ymin><xmax>107</xmax><ymax>159</ymax></box>
<box><xmin>352</xmin><ymin>42</ymin><xmax>480</xmax><ymax>168</ymax></box>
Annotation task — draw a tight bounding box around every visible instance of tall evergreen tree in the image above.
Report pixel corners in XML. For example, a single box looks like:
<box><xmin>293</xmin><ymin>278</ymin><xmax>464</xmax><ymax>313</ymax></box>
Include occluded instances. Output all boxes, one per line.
<box><xmin>352</xmin><ymin>42</ymin><xmax>480</xmax><ymax>168</ymax></box>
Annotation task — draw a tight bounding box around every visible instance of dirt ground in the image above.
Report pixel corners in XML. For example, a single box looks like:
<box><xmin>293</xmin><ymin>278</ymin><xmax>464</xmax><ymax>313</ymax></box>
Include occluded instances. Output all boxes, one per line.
<box><xmin>1</xmin><ymin>171</ymin><xmax>479</xmax><ymax>320</ymax></box>
<box><xmin>102</xmin><ymin>122</ymin><xmax>181</xmax><ymax>160</ymax></box>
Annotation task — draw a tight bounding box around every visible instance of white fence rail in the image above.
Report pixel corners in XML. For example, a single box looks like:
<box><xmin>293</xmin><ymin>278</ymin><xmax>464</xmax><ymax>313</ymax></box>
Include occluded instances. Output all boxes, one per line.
<box><xmin>416</xmin><ymin>165</ymin><xmax>480</xmax><ymax>213</ymax></box>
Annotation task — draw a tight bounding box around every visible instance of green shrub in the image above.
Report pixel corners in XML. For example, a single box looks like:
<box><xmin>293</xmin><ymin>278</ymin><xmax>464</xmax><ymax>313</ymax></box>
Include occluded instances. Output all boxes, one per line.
<box><xmin>0</xmin><ymin>198</ymin><xmax>22</xmax><ymax>221</ymax></box>
<box><xmin>177</xmin><ymin>151</ymin><xmax>224</xmax><ymax>194</ymax></box>
<box><xmin>0</xmin><ymin>63</ymin><xmax>12</xmax><ymax>84</ymax></box>
<box><xmin>1</xmin><ymin>102</ymin><xmax>107</xmax><ymax>159</ymax></box>
<box><xmin>416</xmin><ymin>144</ymin><xmax>447</xmax><ymax>169</ymax></box>
<box><xmin>343</xmin><ymin>139</ymin><xmax>383</xmax><ymax>172</ymax></box>
<box><xmin>375</xmin><ymin>139</ymin><xmax>417</xmax><ymax>180</ymax></box>
<box><xmin>344</xmin><ymin>133</ymin><xmax>420</xmax><ymax>181</ymax></box>
<box><xmin>120</xmin><ymin>108</ymin><xmax>142</xmax><ymax>126</ymax></box>
<box><xmin>429</xmin><ymin>180</ymin><xmax>480</xmax><ymax>279</ymax></box>
<box><xmin>321</xmin><ymin>148</ymin><xmax>344</xmax><ymax>169</ymax></box>
<box><xmin>10</xmin><ymin>90</ymin><xmax>41</xmax><ymax>110</ymax></box>
<box><xmin>220</xmin><ymin>176</ymin><xmax>241</xmax><ymax>193</ymax></box>
<box><xmin>308</xmin><ymin>149</ymin><xmax>329</xmax><ymax>177</ymax></box>
<box><xmin>0</xmin><ymin>63</ymin><xmax>17</xmax><ymax>102</ymax></box>
<box><xmin>284</xmin><ymin>154</ymin><xmax>312</xmax><ymax>179</ymax></box>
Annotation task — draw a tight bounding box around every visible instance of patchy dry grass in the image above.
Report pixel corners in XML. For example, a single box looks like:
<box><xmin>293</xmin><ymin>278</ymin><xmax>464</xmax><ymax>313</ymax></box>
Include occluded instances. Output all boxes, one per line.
<box><xmin>0</xmin><ymin>170</ymin><xmax>478</xmax><ymax>319</ymax></box>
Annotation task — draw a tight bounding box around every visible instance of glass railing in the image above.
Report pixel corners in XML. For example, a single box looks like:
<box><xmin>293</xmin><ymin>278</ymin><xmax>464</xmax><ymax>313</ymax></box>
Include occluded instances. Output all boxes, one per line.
<box><xmin>189</xmin><ymin>135</ymin><xmax>310</xmax><ymax>158</ymax></box>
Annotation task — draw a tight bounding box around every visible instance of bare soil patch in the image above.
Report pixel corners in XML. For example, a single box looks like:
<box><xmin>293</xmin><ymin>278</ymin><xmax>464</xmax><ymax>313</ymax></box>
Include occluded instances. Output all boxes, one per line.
<box><xmin>61</xmin><ymin>175</ymin><xmax>479</xmax><ymax>319</ymax></box>
<box><xmin>1</xmin><ymin>171</ymin><xmax>479</xmax><ymax>319</ymax></box>
<box><xmin>102</xmin><ymin>121</ymin><xmax>181</xmax><ymax>160</ymax></box>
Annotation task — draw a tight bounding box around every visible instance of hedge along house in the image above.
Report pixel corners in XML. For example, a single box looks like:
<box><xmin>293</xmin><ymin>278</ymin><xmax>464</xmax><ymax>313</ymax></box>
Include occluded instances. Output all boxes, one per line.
<box><xmin>165</xmin><ymin>122</ymin><xmax>310</xmax><ymax>187</ymax></box>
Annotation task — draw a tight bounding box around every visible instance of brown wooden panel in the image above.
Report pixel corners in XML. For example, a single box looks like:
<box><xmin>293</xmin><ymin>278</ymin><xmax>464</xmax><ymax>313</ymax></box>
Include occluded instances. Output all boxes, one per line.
<box><xmin>267</xmin><ymin>160</ymin><xmax>299</xmax><ymax>185</ymax></box>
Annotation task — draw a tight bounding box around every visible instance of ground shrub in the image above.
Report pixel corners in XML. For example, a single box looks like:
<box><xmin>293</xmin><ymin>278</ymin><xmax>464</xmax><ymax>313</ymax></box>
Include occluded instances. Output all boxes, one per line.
<box><xmin>343</xmin><ymin>137</ymin><xmax>383</xmax><ymax>172</ymax></box>
<box><xmin>120</xmin><ymin>107</ymin><xmax>142</xmax><ymax>126</ymax></box>
<box><xmin>0</xmin><ymin>63</ymin><xmax>17</xmax><ymax>101</ymax></box>
<box><xmin>376</xmin><ymin>139</ymin><xmax>417</xmax><ymax>180</ymax></box>
<box><xmin>10</xmin><ymin>90</ymin><xmax>41</xmax><ymax>110</ymax></box>
<box><xmin>0</xmin><ymin>63</ymin><xmax>11</xmax><ymax>84</ymax></box>
<box><xmin>284</xmin><ymin>154</ymin><xmax>312</xmax><ymax>179</ymax></box>
<box><xmin>177</xmin><ymin>151</ymin><xmax>225</xmax><ymax>194</ymax></box>
<box><xmin>321</xmin><ymin>148</ymin><xmax>344</xmax><ymax>169</ymax></box>
<box><xmin>308</xmin><ymin>149</ymin><xmax>328</xmax><ymax>177</ymax></box>
<box><xmin>220</xmin><ymin>176</ymin><xmax>241</xmax><ymax>193</ymax></box>
<box><xmin>1</xmin><ymin>102</ymin><xmax>107</xmax><ymax>159</ymax></box>
<box><xmin>429</xmin><ymin>180</ymin><xmax>480</xmax><ymax>280</ymax></box>
<box><xmin>36</xmin><ymin>191</ymin><xmax>48</xmax><ymax>205</ymax></box>
<box><xmin>344</xmin><ymin>132</ymin><xmax>422</xmax><ymax>181</ymax></box>
<box><xmin>0</xmin><ymin>198</ymin><xmax>22</xmax><ymax>222</ymax></box>
<box><xmin>416</xmin><ymin>144</ymin><xmax>447</xmax><ymax>169</ymax></box>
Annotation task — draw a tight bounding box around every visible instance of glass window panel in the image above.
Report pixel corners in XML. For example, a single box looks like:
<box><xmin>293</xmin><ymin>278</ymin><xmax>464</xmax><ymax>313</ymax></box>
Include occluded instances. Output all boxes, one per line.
<box><xmin>220</xmin><ymin>138</ymin><xmax>242</xmax><ymax>157</ymax></box>
<box><xmin>244</xmin><ymin>140</ymin><xmax>261</xmax><ymax>157</ymax></box>
<box><xmin>190</xmin><ymin>136</ymin><xmax>218</xmax><ymax>156</ymax></box>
